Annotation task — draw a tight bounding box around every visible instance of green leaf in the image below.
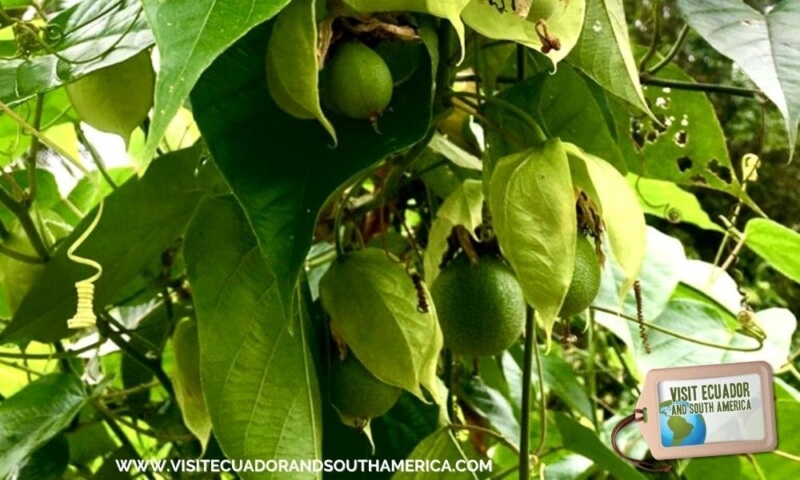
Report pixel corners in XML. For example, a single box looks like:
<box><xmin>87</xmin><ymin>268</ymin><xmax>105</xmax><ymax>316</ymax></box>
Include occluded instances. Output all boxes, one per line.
<box><xmin>565</xmin><ymin>143</ymin><xmax>646</xmax><ymax>299</ymax></box>
<box><xmin>190</xmin><ymin>22</ymin><xmax>433</xmax><ymax>327</ymax></box>
<box><xmin>567</xmin><ymin>0</ymin><xmax>651</xmax><ymax>116</ymax></box>
<box><xmin>0</xmin><ymin>145</ymin><xmax>227</xmax><ymax>345</ymax></box>
<box><xmin>555</xmin><ymin>413</ymin><xmax>648</xmax><ymax>480</ymax></box>
<box><xmin>170</xmin><ymin>318</ymin><xmax>211</xmax><ymax>451</ymax></box>
<box><xmin>428</xmin><ymin>133</ymin><xmax>482</xmax><ymax>171</ymax></box>
<box><xmin>393</xmin><ymin>428</ymin><xmax>479</xmax><ymax>480</ymax></box>
<box><xmin>676</xmin><ymin>0</ymin><xmax>800</xmax><ymax>157</ymax></box>
<box><xmin>744</xmin><ymin>218</ymin><xmax>800</xmax><ymax>283</ymax></box>
<box><xmin>608</xmin><ymin>54</ymin><xmax>761</xmax><ymax>212</ymax></box>
<box><xmin>537</xmin><ymin>66</ymin><xmax>626</xmax><ymax>172</ymax></box>
<box><xmin>423</xmin><ymin>178</ymin><xmax>484</xmax><ymax>282</ymax></box>
<box><xmin>751</xmin><ymin>380</ymin><xmax>800</xmax><ymax>475</ymax></box>
<box><xmin>0</xmin><ymin>0</ymin><xmax>154</xmax><ymax>104</ymax></box>
<box><xmin>626</xmin><ymin>174</ymin><xmax>724</xmax><ymax>232</ymax></box>
<box><xmin>140</xmin><ymin>0</ymin><xmax>291</xmax><ymax>163</ymax></box>
<box><xmin>461</xmin><ymin>0</ymin><xmax>586</xmax><ymax>65</ymax></box>
<box><xmin>0</xmin><ymin>373</ymin><xmax>87</xmax><ymax>479</ymax></box>
<box><xmin>344</xmin><ymin>0</ymin><xmax>471</xmax><ymax>62</ymax></box>
<box><xmin>489</xmin><ymin>139</ymin><xmax>576</xmax><ymax>340</ymax></box>
<box><xmin>266</xmin><ymin>0</ymin><xmax>335</xmax><ymax>141</ymax></box>
<box><xmin>320</xmin><ymin>248</ymin><xmax>442</xmax><ymax>402</ymax></box>
<box><xmin>0</xmin><ymin>222</ymin><xmax>45</xmax><ymax>315</ymax></box>
<box><xmin>184</xmin><ymin>195</ymin><xmax>321</xmax><ymax>476</ymax></box>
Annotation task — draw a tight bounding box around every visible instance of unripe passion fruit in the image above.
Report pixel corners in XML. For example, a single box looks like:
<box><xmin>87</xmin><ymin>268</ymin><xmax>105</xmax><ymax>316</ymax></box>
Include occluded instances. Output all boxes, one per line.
<box><xmin>431</xmin><ymin>255</ymin><xmax>526</xmax><ymax>357</ymax></box>
<box><xmin>330</xmin><ymin>352</ymin><xmax>401</xmax><ymax>420</ymax></box>
<box><xmin>558</xmin><ymin>236</ymin><xmax>602</xmax><ymax>317</ymax></box>
<box><xmin>324</xmin><ymin>41</ymin><xmax>393</xmax><ymax>120</ymax></box>
<box><xmin>66</xmin><ymin>51</ymin><xmax>155</xmax><ymax>141</ymax></box>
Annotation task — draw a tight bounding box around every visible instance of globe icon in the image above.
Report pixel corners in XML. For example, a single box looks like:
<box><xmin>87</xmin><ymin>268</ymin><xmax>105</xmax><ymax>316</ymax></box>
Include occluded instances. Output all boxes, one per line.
<box><xmin>658</xmin><ymin>401</ymin><xmax>707</xmax><ymax>447</ymax></box>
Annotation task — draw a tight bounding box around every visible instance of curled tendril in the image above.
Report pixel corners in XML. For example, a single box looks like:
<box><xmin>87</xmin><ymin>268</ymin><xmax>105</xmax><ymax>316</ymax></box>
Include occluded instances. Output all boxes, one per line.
<box><xmin>66</xmin><ymin>202</ymin><xmax>104</xmax><ymax>329</ymax></box>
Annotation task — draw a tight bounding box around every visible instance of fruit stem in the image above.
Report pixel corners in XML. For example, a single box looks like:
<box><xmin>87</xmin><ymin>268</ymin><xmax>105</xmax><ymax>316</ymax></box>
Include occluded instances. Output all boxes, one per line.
<box><xmin>519</xmin><ymin>306</ymin><xmax>540</xmax><ymax>479</ymax></box>
<box><xmin>586</xmin><ymin>310</ymin><xmax>600</xmax><ymax>431</ymax></box>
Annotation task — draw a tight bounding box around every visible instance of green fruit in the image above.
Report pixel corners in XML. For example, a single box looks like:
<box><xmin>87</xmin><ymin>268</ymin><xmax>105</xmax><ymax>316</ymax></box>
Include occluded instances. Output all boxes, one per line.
<box><xmin>330</xmin><ymin>353</ymin><xmax>401</xmax><ymax>419</ymax></box>
<box><xmin>324</xmin><ymin>41</ymin><xmax>393</xmax><ymax>119</ymax></box>
<box><xmin>66</xmin><ymin>51</ymin><xmax>155</xmax><ymax>141</ymax></box>
<box><xmin>559</xmin><ymin>237</ymin><xmax>602</xmax><ymax>317</ymax></box>
<box><xmin>431</xmin><ymin>255</ymin><xmax>526</xmax><ymax>357</ymax></box>
<box><xmin>527</xmin><ymin>0</ymin><xmax>559</xmax><ymax>21</ymax></box>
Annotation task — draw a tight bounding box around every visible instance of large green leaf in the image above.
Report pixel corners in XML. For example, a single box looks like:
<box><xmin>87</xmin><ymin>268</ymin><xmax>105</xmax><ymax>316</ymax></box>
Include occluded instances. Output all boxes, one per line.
<box><xmin>0</xmin><ymin>373</ymin><xmax>87</xmax><ymax>479</ymax></box>
<box><xmin>489</xmin><ymin>139</ymin><xmax>576</xmax><ymax>340</ymax></box>
<box><xmin>567</xmin><ymin>0</ymin><xmax>651</xmax><ymax>116</ymax></box>
<box><xmin>190</xmin><ymin>22</ymin><xmax>433</xmax><ymax>327</ymax></box>
<box><xmin>566</xmin><ymin>143</ymin><xmax>646</xmax><ymax>299</ymax></box>
<box><xmin>320</xmin><ymin>248</ymin><xmax>442</xmax><ymax>402</ymax></box>
<box><xmin>676</xmin><ymin>0</ymin><xmax>800</xmax><ymax>157</ymax></box>
<box><xmin>0</xmin><ymin>145</ymin><xmax>227</xmax><ymax>344</ymax></box>
<box><xmin>744</xmin><ymin>218</ymin><xmax>800</xmax><ymax>283</ymax></box>
<box><xmin>140</xmin><ymin>0</ymin><xmax>291</xmax><ymax>163</ymax></box>
<box><xmin>0</xmin><ymin>0</ymin><xmax>154</xmax><ymax>104</ymax></box>
<box><xmin>184</xmin><ymin>195</ymin><xmax>321</xmax><ymax>477</ymax></box>
<box><xmin>461</xmin><ymin>0</ymin><xmax>585</xmax><ymax>65</ymax></box>
<box><xmin>393</xmin><ymin>428</ymin><xmax>478</xmax><ymax>480</ymax></box>
<box><xmin>266</xmin><ymin>0</ymin><xmax>334</xmax><ymax>140</ymax></box>
<box><xmin>555</xmin><ymin>414</ymin><xmax>648</xmax><ymax>480</ymax></box>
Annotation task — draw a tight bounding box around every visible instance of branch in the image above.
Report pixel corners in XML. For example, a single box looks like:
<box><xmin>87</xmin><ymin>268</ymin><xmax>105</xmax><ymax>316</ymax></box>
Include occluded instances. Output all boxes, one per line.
<box><xmin>639</xmin><ymin>74</ymin><xmax>759</xmax><ymax>98</ymax></box>
<box><xmin>0</xmin><ymin>242</ymin><xmax>45</xmax><ymax>263</ymax></box>
<box><xmin>519</xmin><ymin>307</ymin><xmax>535</xmax><ymax>480</ymax></box>
<box><xmin>25</xmin><ymin>94</ymin><xmax>44</xmax><ymax>205</ymax></box>
<box><xmin>0</xmin><ymin>185</ymin><xmax>50</xmax><ymax>261</ymax></box>
<box><xmin>647</xmin><ymin>24</ymin><xmax>690</xmax><ymax>75</ymax></box>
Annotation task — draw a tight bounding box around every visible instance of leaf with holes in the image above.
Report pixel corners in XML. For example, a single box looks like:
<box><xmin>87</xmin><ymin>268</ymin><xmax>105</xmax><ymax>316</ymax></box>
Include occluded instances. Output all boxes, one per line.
<box><xmin>567</xmin><ymin>0</ymin><xmax>652</xmax><ymax>117</ymax></box>
<box><xmin>676</xmin><ymin>0</ymin><xmax>800</xmax><ymax>158</ymax></box>
<box><xmin>607</xmin><ymin>56</ymin><xmax>762</xmax><ymax>214</ymax></box>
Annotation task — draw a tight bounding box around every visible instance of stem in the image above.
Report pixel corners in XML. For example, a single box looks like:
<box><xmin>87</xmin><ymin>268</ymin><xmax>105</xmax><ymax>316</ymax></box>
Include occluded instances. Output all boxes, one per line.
<box><xmin>100</xmin><ymin>380</ymin><xmax>160</xmax><ymax>400</ymax></box>
<box><xmin>639</xmin><ymin>75</ymin><xmax>759</xmax><ymax>98</ymax></box>
<box><xmin>0</xmin><ymin>243</ymin><xmax>45</xmax><ymax>263</ymax></box>
<box><xmin>450</xmin><ymin>424</ymin><xmax>520</xmax><ymax>456</ymax></box>
<box><xmin>442</xmin><ymin>91</ymin><xmax>547</xmax><ymax>143</ymax></box>
<box><xmin>647</xmin><ymin>24</ymin><xmax>690</xmax><ymax>75</ymax></box>
<box><xmin>519</xmin><ymin>307</ymin><xmax>535</xmax><ymax>480</ymax></box>
<box><xmin>90</xmin><ymin>398</ymin><xmax>157</xmax><ymax>480</ymax></box>
<box><xmin>75</xmin><ymin>124</ymin><xmax>118</xmax><ymax>190</ymax></box>
<box><xmin>0</xmin><ymin>340</ymin><xmax>104</xmax><ymax>359</ymax></box>
<box><xmin>98</xmin><ymin>312</ymin><xmax>175</xmax><ymax>399</ymax></box>
<box><xmin>0</xmin><ymin>357</ymin><xmax>45</xmax><ymax>376</ymax></box>
<box><xmin>586</xmin><ymin>311</ymin><xmax>599</xmax><ymax>431</ymax></box>
<box><xmin>638</xmin><ymin>0</ymin><xmax>661</xmax><ymax>72</ymax></box>
<box><xmin>445</xmin><ymin>348</ymin><xmax>455</xmax><ymax>422</ymax></box>
<box><xmin>25</xmin><ymin>94</ymin><xmax>44</xmax><ymax>205</ymax></box>
<box><xmin>532</xmin><ymin>322</ymin><xmax>547</xmax><ymax>458</ymax></box>
<box><xmin>0</xmin><ymin>186</ymin><xmax>50</xmax><ymax>260</ymax></box>
<box><xmin>590</xmin><ymin>306</ymin><xmax>764</xmax><ymax>352</ymax></box>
